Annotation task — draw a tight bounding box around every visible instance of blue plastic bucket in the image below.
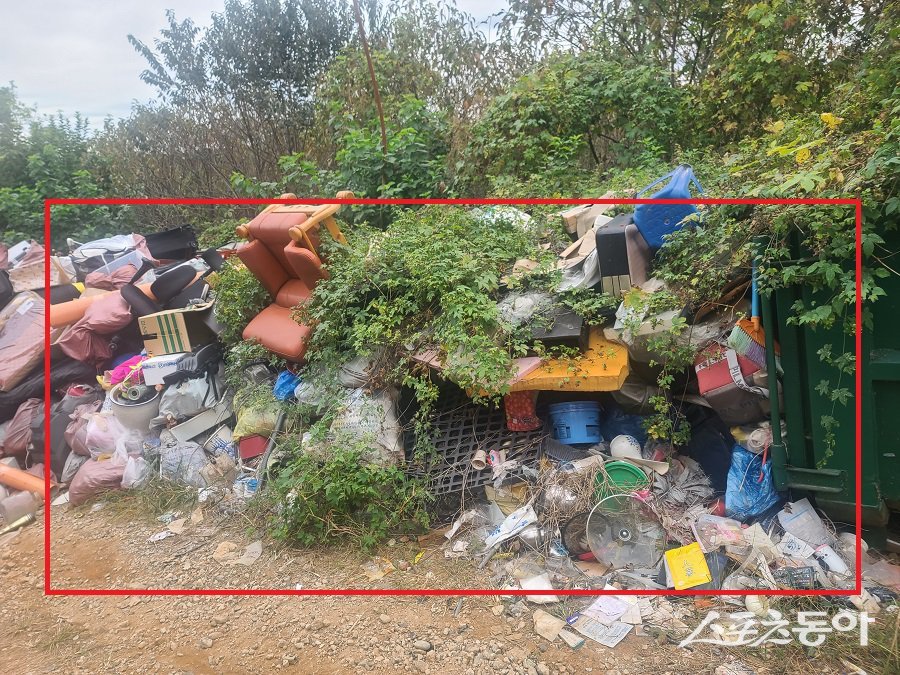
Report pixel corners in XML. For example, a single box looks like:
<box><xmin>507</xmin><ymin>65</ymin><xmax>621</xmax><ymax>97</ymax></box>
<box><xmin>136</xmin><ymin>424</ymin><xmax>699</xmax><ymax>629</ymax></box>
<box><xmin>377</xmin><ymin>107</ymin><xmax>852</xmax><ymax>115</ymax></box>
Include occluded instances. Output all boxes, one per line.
<box><xmin>548</xmin><ymin>401</ymin><xmax>603</xmax><ymax>445</ymax></box>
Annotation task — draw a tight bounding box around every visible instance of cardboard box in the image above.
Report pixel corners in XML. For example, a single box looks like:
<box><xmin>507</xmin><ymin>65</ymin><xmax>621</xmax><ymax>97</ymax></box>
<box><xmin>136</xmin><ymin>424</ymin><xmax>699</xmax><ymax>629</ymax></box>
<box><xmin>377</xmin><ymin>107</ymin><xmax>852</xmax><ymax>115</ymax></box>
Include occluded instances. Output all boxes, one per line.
<box><xmin>141</xmin><ymin>353</ymin><xmax>187</xmax><ymax>386</ymax></box>
<box><xmin>138</xmin><ymin>302</ymin><xmax>215</xmax><ymax>356</ymax></box>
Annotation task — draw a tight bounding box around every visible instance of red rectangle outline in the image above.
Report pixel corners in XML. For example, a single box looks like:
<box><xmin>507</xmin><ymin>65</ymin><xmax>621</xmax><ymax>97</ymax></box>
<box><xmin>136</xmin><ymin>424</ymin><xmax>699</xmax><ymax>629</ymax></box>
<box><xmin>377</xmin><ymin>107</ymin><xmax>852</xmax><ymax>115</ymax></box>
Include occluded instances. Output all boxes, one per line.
<box><xmin>43</xmin><ymin>196</ymin><xmax>863</xmax><ymax>598</ymax></box>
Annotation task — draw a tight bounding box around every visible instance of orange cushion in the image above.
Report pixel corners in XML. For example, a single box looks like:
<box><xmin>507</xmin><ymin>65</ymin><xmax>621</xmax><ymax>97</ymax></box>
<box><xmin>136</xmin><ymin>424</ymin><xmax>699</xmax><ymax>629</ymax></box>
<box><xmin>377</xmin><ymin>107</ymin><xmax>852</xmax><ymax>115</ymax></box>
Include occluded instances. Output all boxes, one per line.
<box><xmin>275</xmin><ymin>279</ymin><xmax>310</xmax><ymax>307</ymax></box>
<box><xmin>237</xmin><ymin>240</ymin><xmax>288</xmax><ymax>298</ymax></box>
<box><xmin>242</xmin><ymin>304</ymin><xmax>311</xmax><ymax>362</ymax></box>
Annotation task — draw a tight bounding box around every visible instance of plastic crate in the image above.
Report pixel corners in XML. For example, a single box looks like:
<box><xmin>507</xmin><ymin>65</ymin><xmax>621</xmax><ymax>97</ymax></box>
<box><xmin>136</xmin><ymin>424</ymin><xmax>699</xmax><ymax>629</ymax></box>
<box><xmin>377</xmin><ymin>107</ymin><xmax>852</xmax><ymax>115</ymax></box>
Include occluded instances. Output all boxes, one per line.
<box><xmin>405</xmin><ymin>392</ymin><xmax>545</xmax><ymax>495</ymax></box>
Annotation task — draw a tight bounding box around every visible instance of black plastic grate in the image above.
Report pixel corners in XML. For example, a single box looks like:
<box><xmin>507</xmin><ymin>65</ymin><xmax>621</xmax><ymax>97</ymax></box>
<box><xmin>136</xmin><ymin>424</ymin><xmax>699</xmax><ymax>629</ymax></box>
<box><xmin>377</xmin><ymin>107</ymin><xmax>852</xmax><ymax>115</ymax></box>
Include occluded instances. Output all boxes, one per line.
<box><xmin>405</xmin><ymin>391</ymin><xmax>545</xmax><ymax>494</ymax></box>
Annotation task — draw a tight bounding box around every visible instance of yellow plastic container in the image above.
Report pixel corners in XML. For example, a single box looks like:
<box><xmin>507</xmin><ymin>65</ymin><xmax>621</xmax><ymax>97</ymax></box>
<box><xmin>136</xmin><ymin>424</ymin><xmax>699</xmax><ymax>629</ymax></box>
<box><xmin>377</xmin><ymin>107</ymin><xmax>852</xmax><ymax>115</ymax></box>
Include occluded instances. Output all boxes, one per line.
<box><xmin>508</xmin><ymin>328</ymin><xmax>629</xmax><ymax>392</ymax></box>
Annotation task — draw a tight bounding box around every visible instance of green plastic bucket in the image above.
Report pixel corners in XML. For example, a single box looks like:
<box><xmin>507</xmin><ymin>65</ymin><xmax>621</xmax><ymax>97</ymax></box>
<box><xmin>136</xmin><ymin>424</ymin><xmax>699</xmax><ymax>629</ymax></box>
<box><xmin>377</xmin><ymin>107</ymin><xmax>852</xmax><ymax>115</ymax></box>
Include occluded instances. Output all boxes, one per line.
<box><xmin>595</xmin><ymin>460</ymin><xmax>650</xmax><ymax>505</ymax></box>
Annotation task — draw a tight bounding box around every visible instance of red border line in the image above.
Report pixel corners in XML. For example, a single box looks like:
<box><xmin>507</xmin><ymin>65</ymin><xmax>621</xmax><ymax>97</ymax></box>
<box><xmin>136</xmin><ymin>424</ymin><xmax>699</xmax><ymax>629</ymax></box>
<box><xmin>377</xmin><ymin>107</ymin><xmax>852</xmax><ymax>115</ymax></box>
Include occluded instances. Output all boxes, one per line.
<box><xmin>44</xmin><ymin>196</ymin><xmax>863</xmax><ymax>597</ymax></box>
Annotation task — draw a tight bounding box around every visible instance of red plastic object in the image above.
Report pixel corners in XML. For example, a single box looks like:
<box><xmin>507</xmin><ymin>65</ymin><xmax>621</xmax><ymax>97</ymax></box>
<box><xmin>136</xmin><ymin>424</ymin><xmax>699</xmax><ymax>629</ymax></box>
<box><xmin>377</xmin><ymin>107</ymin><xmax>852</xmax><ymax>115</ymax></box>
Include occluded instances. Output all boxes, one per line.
<box><xmin>238</xmin><ymin>434</ymin><xmax>268</xmax><ymax>460</ymax></box>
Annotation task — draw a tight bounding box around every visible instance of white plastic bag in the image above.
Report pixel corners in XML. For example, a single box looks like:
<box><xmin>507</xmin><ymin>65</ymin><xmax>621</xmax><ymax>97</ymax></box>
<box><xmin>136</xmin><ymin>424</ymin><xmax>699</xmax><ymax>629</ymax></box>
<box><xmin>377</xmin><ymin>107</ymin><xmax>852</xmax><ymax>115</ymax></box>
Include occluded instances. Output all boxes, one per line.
<box><xmin>122</xmin><ymin>456</ymin><xmax>150</xmax><ymax>488</ymax></box>
<box><xmin>155</xmin><ymin>376</ymin><xmax>220</xmax><ymax>423</ymax></box>
<box><xmin>484</xmin><ymin>504</ymin><xmax>538</xmax><ymax>549</ymax></box>
<box><xmin>84</xmin><ymin>412</ymin><xmax>127</xmax><ymax>458</ymax></box>
<box><xmin>330</xmin><ymin>387</ymin><xmax>403</xmax><ymax>466</ymax></box>
<box><xmin>160</xmin><ymin>441</ymin><xmax>210</xmax><ymax>488</ymax></box>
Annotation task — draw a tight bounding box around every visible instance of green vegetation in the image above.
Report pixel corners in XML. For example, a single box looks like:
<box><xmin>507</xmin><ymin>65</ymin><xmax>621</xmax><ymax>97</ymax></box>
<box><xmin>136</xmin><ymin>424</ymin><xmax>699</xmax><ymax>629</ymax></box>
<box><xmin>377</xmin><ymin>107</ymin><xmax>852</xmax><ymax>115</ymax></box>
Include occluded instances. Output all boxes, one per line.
<box><xmin>269</xmin><ymin>439</ymin><xmax>431</xmax><ymax>550</ymax></box>
<box><xmin>2</xmin><ymin>0</ymin><xmax>897</xmax><ymax>548</ymax></box>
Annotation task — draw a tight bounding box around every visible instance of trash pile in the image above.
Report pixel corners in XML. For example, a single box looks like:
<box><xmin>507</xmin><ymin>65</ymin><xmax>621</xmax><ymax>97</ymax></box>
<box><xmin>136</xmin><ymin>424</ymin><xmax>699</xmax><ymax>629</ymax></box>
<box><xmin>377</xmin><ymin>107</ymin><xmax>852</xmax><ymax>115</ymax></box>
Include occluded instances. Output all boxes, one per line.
<box><xmin>0</xmin><ymin>176</ymin><xmax>895</xmax><ymax>619</ymax></box>
<box><xmin>0</xmin><ymin>226</ymin><xmax>252</xmax><ymax>523</ymax></box>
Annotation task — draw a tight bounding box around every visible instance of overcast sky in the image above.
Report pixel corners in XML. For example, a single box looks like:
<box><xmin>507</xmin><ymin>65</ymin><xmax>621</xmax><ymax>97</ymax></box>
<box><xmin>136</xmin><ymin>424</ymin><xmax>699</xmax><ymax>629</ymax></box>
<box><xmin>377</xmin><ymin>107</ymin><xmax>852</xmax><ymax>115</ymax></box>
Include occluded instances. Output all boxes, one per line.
<box><xmin>1</xmin><ymin>0</ymin><xmax>506</xmax><ymax>127</ymax></box>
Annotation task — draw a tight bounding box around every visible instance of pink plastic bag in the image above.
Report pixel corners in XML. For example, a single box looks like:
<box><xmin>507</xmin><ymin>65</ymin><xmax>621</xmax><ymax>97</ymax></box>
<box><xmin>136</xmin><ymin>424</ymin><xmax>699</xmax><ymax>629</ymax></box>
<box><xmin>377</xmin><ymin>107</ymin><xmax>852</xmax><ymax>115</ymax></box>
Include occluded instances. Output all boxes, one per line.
<box><xmin>69</xmin><ymin>457</ymin><xmax>126</xmax><ymax>506</ymax></box>
<box><xmin>0</xmin><ymin>398</ymin><xmax>41</xmax><ymax>458</ymax></box>
<box><xmin>84</xmin><ymin>264</ymin><xmax>138</xmax><ymax>291</ymax></box>
<box><xmin>84</xmin><ymin>412</ymin><xmax>126</xmax><ymax>457</ymax></box>
<box><xmin>65</xmin><ymin>400</ymin><xmax>102</xmax><ymax>457</ymax></box>
<box><xmin>57</xmin><ymin>292</ymin><xmax>135</xmax><ymax>366</ymax></box>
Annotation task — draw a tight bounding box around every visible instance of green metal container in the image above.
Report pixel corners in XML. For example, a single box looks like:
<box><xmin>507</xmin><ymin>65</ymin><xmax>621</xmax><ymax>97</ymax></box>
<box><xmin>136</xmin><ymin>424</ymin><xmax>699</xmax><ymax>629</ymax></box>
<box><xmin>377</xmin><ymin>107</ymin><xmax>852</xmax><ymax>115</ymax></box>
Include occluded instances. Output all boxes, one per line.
<box><xmin>763</xmin><ymin>229</ymin><xmax>900</xmax><ymax>529</ymax></box>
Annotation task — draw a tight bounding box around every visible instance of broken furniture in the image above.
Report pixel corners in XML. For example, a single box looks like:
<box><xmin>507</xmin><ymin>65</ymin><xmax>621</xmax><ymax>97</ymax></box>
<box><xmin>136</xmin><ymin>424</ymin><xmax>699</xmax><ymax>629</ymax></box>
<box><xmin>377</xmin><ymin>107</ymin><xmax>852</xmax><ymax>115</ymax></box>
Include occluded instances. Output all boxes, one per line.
<box><xmin>235</xmin><ymin>192</ymin><xmax>352</xmax><ymax>362</ymax></box>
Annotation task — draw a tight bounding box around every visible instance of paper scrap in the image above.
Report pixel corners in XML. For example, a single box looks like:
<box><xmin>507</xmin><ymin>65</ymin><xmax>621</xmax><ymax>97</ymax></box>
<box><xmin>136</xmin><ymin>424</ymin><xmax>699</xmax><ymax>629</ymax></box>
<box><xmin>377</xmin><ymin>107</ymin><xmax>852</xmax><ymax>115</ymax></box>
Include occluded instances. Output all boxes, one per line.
<box><xmin>148</xmin><ymin>530</ymin><xmax>175</xmax><ymax>543</ymax></box>
<box><xmin>532</xmin><ymin>609</ymin><xmax>566</xmax><ymax>642</ymax></box>
<box><xmin>167</xmin><ymin>518</ymin><xmax>186</xmax><ymax>534</ymax></box>
<box><xmin>581</xmin><ymin>596</ymin><xmax>629</xmax><ymax>625</ymax></box>
<box><xmin>212</xmin><ymin>541</ymin><xmax>239</xmax><ymax>563</ymax></box>
<box><xmin>361</xmin><ymin>556</ymin><xmax>396</xmax><ymax>581</ymax></box>
<box><xmin>558</xmin><ymin>629</ymin><xmax>585</xmax><ymax>649</ymax></box>
<box><xmin>778</xmin><ymin>498</ymin><xmax>832</xmax><ymax>546</ymax></box>
<box><xmin>572</xmin><ymin>617</ymin><xmax>632</xmax><ymax>648</ymax></box>
<box><xmin>777</xmin><ymin>532</ymin><xmax>815</xmax><ymax>559</ymax></box>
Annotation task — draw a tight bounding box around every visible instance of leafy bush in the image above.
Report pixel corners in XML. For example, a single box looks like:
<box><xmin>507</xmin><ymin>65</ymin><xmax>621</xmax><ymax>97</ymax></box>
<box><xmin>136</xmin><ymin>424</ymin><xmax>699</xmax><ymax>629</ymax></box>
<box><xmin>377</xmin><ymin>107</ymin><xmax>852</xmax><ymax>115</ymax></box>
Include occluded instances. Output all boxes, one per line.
<box><xmin>209</xmin><ymin>259</ymin><xmax>270</xmax><ymax>347</ymax></box>
<box><xmin>465</xmin><ymin>54</ymin><xmax>686</xmax><ymax>187</ymax></box>
<box><xmin>269</xmin><ymin>442</ymin><xmax>431</xmax><ymax>550</ymax></box>
<box><xmin>298</xmin><ymin>205</ymin><xmax>545</xmax><ymax>395</ymax></box>
<box><xmin>332</xmin><ymin>96</ymin><xmax>450</xmax><ymax>227</ymax></box>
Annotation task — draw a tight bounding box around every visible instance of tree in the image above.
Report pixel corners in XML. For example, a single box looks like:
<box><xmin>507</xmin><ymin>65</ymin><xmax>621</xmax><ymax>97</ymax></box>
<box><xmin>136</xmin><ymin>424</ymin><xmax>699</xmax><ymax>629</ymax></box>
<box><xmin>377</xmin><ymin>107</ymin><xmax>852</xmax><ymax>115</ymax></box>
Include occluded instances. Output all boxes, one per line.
<box><xmin>107</xmin><ymin>0</ymin><xmax>356</xmax><ymax>203</ymax></box>
<box><xmin>0</xmin><ymin>85</ymin><xmax>128</xmax><ymax>246</ymax></box>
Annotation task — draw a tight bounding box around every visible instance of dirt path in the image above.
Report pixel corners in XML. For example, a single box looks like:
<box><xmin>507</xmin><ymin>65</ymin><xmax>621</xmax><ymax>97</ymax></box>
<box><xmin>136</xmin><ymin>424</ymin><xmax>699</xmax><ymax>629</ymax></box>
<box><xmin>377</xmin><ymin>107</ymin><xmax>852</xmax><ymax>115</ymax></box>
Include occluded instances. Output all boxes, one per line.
<box><xmin>0</xmin><ymin>502</ymin><xmax>884</xmax><ymax>674</ymax></box>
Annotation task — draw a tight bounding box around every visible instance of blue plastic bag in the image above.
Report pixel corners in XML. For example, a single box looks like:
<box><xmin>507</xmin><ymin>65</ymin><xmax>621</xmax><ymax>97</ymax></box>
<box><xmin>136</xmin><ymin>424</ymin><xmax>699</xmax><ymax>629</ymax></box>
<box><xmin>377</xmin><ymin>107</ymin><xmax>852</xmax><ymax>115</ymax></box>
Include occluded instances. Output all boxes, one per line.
<box><xmin>273</xmin><ymin>371</ymin><xmax>301</xmax><ymax>401</ymax></box>
<box><xmin>633</xmin><ymin>164</ymin><xmax>704</xmax><ymax>250</ymax></box>
<box><xmin>725</xmin><ymin>444</ymin><xmax>780</xmax><ymax>522</ymax></box>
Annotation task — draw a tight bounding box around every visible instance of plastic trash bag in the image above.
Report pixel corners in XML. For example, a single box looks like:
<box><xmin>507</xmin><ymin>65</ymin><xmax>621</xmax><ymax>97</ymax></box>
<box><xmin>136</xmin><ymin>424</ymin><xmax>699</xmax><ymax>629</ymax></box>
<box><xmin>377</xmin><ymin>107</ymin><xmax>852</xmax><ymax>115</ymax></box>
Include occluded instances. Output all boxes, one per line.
<box><xmin>598</xmin><ymin>402</ymin><xmax>648</xmax><ymax>447</ymax></box>
<box><xmin>273</xmin><ymin>370</ymin><xmax>301</xmax><ymax>401</ymax></box>
<box><xmin>558</xmin><ymin>249</ymin><xmax>601</xmax><ymax>292</ymax></box>
<box><xmin>60</xmin><ymin>451</ymin><xmax>89</xmax><ymax>484</ymax></box>
<box><xmin>122</xmin><ymin>456</ymin><xmax>150</xmax><ymax>489</ymax></box>
<box><xmin>232</xmin><ymin>404</ymin><xmax>278</xmax><ymax>441</ymax></box>
<box><xmin>156</xmin><ymin>375</ymin><xmax>219</xmax><ymax>424</ymax></box>
<box><xmin>84</xmin><ymin>412</ymin><xmax>127</xmax><ymax>458</ymax></box>
<box><xmin>329</xmin><ymin>387</ymin><xmax>403</xmax><ymax>466</ymax></box>
<box><xmin>725</xmin><ymin>445</ymin><xmax>781</xmax><ymax>522</ymax></box>
<box><xmin>69</xmin><ymin>455</ymin><xmax>127</xmax><ymax>506</ymax></box>
<box><xmin>160</xmin><ymin>441</ymin><xmax>210</xmax><ymax>488</ymax></box>
<box><xmin>497</xmin><ymin>292</ymin><xmax>553</xmax><ymax>328</ymax></box>
<box><xmin>338</xmin><ymin>353</ymin><xmax>381</xmax><ymax>388</ymax></box>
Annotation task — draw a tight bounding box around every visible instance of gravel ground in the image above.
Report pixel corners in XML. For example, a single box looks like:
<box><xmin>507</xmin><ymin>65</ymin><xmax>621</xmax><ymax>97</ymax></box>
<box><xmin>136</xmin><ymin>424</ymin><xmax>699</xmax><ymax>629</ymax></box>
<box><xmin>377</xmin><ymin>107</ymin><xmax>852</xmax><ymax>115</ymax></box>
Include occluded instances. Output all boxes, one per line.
<box><xmin>0</xmin><ymin>500</ymin><xmax>887</xmax><ymax>674</ymax></box>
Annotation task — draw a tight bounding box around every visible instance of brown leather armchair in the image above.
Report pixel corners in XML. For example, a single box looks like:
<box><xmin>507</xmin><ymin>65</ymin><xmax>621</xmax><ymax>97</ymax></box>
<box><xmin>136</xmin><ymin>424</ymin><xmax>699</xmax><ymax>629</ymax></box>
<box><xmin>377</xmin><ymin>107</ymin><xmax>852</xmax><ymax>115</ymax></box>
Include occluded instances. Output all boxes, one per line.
<box><xmin>235</xmin><ymin>192</ymin><xmax>352</xmax><ymax>362</ymax></box>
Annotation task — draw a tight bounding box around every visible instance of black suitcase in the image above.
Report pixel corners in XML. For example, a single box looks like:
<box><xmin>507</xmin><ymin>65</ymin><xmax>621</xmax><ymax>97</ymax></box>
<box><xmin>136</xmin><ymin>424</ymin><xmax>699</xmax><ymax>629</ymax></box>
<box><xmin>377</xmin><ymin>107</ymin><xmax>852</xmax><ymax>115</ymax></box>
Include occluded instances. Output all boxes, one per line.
<box><xmin>595</xmin><ymin>213</ymin><xmax>633</xmax><ymax>297</ymax></box>
<box><xmin>144</xmin><ymin>225</ymin><xmax>198</xmax><ymax>261</ymax></box>
<box><xmin>529</xmin><ymin>307</ymin><xmax>587</xmax><ymax>351</ymax></box>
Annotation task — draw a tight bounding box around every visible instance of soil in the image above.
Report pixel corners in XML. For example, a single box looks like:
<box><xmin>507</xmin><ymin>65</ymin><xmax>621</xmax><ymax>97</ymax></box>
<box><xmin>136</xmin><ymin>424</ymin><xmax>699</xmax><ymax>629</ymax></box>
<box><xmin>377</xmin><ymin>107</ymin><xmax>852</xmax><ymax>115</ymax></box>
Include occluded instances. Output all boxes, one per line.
<box><xmin>0</xmin><ymin>500</ymin><xmax>888</xmax><ymax>674</ymax></box>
